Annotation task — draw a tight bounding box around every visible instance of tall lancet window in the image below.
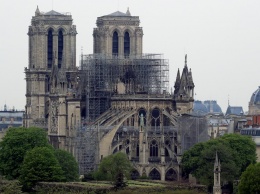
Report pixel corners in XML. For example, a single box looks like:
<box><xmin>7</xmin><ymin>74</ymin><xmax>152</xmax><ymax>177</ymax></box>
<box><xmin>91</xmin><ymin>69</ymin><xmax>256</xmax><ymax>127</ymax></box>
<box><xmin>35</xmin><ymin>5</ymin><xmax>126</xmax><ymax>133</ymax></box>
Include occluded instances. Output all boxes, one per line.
<box><xmin>47</xmin><ymin>29</ymin><xmax>53</xmax><ymax>69</ymax></box>
<box><xmin>124</xmin><ymin>32</ymin><xmax>130</xmax><ymax>57</ymax></box>
<box><xmin>58</xmin><ymin>30</ymin><xmax>64</xmax><ymax>68</ymax></box>
<box><xmin>150</xmin><ymin>140</ymin><xmax>158</xmax><ymax>157</ymax></box>
<box><xmin>112</xmin><ymin>31</ymin><xmax>119</xmax><ymax>55</ymax></box>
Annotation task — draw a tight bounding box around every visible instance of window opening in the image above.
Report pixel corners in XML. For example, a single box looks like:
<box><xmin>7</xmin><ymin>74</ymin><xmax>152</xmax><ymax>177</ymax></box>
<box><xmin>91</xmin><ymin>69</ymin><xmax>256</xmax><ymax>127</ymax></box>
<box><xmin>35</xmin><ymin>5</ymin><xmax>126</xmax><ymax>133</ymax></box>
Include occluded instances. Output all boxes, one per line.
<box><xmin>149</xmin><ymin>168</ymin><xmax>161</xmax><ymax>180</ymax></box>
<box><xmin>112</xmin><ymin>31</ymin><xmax>119</xmax><ymax>55</ymax></box>
<box><xmin>124</xmin><ymin>32</ymin><xmax>130</xmax><ymax>57</ymax></box>
<box><xmin>58</xmin><ymin>30</ymin><xmax>63</xmax><ymax>68</ymax></box>
<box><xmin>150</xmin><ymin>140</ymin><xmax>158</xmax><ymax>157</ymax></box>
<box><xmin>47</xmin><ymin>30</ymin><xmax>53</xmax><ymax>68</ymax></box>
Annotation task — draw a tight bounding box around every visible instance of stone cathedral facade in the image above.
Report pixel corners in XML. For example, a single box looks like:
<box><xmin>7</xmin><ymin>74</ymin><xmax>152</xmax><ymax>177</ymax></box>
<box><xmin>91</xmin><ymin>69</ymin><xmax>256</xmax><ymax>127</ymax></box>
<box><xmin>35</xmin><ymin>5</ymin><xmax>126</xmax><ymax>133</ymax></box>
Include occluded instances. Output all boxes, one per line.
<box><xmin>24</xmin><ymin>7</ymin><xmax>208</xmax><ymax>180</ymax></box>
<box><xmin>24</xmin><ymin>7</ymin><xmax>80</xmax><ymax>148</ymax></box>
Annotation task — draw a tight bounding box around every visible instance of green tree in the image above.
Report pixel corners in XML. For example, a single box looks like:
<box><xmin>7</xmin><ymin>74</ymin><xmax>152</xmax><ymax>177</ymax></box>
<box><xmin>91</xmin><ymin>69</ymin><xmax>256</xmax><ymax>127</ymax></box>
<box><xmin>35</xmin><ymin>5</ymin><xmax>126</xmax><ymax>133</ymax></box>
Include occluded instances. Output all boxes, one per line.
<box><xmin>238</xmin><ymin>163</ymin><xmax>260</xmax><ymax>194</ymax></box>
<box><xmin>54</xmin><ymin>149</ymin><xmax>79</xmax><ymax>182</ymax></box>
<box><xmin>19</xmin><ymin>147</ymin><xmax>64</xmax><ymax>190</ymax></box>
<box><xmin>220</xmin><ymin>133</ymin><xmax>256</xmax><ymax>173</ymax></box>
<box><xmin>0</xmin><ymin>127</ymin><xmax>50</xmax><ymax>179</ymax></box>
<box><xmin>94</xmin><ymin>152</ymin><xmax>133</xmax><ymax>188</ymax></box>
<box><xmin>182</xmin><ymin>134</ymin><xmax>256</xmax><ymax>188</ymax></box>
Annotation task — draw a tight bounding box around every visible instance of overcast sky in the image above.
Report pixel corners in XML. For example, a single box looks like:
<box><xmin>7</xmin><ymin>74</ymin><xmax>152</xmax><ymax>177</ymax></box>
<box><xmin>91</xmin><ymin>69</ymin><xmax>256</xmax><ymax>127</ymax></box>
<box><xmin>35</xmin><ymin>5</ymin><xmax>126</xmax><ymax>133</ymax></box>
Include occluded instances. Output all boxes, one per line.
<box><xmin>0</xmin><ymin>0</ymin><xmax>260</xmax><ymax>113</ymax></box>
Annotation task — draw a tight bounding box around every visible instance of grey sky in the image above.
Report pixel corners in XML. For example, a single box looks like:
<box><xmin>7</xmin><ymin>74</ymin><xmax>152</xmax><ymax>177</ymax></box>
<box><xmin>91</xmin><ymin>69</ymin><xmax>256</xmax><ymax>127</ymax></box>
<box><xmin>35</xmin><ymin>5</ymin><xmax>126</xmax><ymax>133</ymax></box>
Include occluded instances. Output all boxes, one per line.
<box><xmin>0</xmin><ymin>0</ymin><xmax>260</xmax><ymax>112</ymax></box>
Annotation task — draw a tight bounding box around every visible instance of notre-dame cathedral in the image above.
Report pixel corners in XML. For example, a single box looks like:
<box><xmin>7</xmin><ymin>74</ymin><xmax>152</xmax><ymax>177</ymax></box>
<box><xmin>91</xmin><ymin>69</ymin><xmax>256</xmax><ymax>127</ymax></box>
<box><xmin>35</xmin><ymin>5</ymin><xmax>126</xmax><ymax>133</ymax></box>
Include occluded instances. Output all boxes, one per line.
<box><xmin>24</xmin><ymin>6</ymin><xmax>208</xmax><ymax>181</ymax></box>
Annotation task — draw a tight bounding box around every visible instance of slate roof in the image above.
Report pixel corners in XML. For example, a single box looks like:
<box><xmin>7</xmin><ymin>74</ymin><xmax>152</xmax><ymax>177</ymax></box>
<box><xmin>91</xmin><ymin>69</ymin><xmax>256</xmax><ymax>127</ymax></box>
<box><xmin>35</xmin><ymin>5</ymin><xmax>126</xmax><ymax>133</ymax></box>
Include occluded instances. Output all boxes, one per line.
<box><xmin>225</xmin><ymin>106</ymin><xmax>244</xmax><ymax>115</ymax></box>
<box><xmin>106</xmin><ymin>11</ymin><xmax>129</xmax><ymax>17</ymax></box>
<box><xmin>204</xmin><ymin>100</ymin><xmax>223</xmax><ymax>113</ymax></box>
<box><xmin>193</xmin><ymin>101</ymin><xmax>208</xmax><ymax>115</ymax></box>
<box><xmin>45</xmin><ymin>10</ymin><xmax>63</xmax><ymax>15</ymax></box>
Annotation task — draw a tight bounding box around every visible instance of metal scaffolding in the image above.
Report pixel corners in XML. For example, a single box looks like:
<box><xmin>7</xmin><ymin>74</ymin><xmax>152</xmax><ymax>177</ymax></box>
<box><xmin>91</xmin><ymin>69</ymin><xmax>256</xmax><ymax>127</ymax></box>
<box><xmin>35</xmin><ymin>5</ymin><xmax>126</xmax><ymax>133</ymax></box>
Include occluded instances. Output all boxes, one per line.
<box><xmin>75</xmin><ymin>124</ymin><xmax>99</xmax><ymax>175</ymax></box>
<box><xmin>79</xmin><ymin>53</ymin><xmax>169</xmax><ymax>122</ymax></box>
<box><xmin>179</xmin><ymin>115</ymin><xmax>209</xmax><ymax>154</ymax></box>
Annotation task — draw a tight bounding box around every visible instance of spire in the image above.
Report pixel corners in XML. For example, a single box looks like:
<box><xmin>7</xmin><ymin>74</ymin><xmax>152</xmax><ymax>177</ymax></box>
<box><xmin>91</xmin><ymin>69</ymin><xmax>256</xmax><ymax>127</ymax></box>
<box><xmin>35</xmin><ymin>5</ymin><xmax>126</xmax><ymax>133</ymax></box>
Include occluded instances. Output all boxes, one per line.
<box><xmin>126</xmin><ymin>7</ymin><xmax>131</xmax><ymax>16</ymax></box>
<box><xmin>174</xmin><ymin>68</ymin><xmax>181</xmax><ymax>87</ymax></box>
<box><xmin>214</xmin><ymin>152</ymin><xmax>219</xmax><ymax>166</ymax></box>
<box><xmin>185</xmin><ymin>54</ymin><xmax>187</xmax><ymax>67</ymax></box>
<box><xmin>213</xmin><ymin>151</ymin><xmax>221</xmax><ymax>194</ymax></box>
<box><xmin>35</xmin><ymin>5</ymin><xmax>40</xmax><ymax>16</ymax></box>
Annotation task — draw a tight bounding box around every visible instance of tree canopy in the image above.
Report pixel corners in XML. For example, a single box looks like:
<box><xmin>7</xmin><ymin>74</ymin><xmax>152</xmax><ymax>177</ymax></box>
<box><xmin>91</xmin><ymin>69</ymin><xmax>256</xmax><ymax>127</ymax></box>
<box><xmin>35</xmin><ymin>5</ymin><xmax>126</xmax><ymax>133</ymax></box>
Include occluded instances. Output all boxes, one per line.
<box><xmin>181</xmin><ymin>133</ymin><xmax>256</xmax><ymax>187</ymax></box>
<box><xmin>0</xmin><ymin>127</ymin><xmax>50</xmax><ymax>179</ymax></box>
<box><xmin>238</xmin><ymin>163</ymin><xmax>260</xmax><ymax>194</ymax></box>
<box><xmin>54</xmin><ymin>149</ymin><xmax>79</xmax><ymax>182</ymax></box>
<box><xmin>19</xmin><ymin>147</ymin><xmax>65</xmax><ymax>190</ymax></box>
<box><xmin>94</xmin><ymin>152</ymin><xmax>133</xmax><ymax>188</ymax></box>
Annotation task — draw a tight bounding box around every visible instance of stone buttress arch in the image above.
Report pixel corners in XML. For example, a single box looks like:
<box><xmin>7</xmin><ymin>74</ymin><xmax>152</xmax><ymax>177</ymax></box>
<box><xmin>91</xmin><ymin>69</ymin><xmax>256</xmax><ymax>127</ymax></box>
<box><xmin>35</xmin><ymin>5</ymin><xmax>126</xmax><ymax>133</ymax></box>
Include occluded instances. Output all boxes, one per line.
<box><xmin>99</xmin><ymin>110</ymin><xmax>136</xmax><ymax>159</ymax></box>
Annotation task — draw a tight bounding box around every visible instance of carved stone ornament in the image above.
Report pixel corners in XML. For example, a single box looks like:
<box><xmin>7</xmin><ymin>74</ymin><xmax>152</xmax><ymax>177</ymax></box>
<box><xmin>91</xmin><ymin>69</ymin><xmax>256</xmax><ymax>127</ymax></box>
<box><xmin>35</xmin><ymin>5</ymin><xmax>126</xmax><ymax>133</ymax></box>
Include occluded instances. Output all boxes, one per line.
<box><xmin>50</xmin><ymin>99</ymin><xmax>59</xmax><ymax>133</ymax></box>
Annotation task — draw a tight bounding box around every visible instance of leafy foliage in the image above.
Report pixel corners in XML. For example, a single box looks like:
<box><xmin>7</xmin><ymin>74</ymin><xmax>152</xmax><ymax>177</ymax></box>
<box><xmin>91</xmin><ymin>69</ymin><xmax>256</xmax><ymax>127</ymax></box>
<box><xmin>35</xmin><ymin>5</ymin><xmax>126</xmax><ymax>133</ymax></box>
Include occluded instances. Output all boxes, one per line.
<box><xmin>0</xmin><ymin>127</ymin><xmax>50</xmax><ymax>179</ymax></box>
<box><xmin>19</xmin><ymin>147</ymin><xmax>65</xmax><ymax>190</ymax></box>
<box><xmin>220</xmin><ymin>133</ymin><xmax>256</xmax><ymax>173</ymax></box>
<box><xmin>238</xmin><ymin>163</ymin><xmax>260</xmax><ymax>194</ymax></box>
<box><xmin>54</xmin><ymin>148</ymin><xmax>79</xmax><ymax>182</ymax></box>
<box><xmin>182</xmin><ymin>133</ymin><xmax>256</xmax><ymax>187</ymax></box>
<box><xmin>94</xmin><ymin>152</ymin><xmax>133</xmax><ymax>189</ymax></box>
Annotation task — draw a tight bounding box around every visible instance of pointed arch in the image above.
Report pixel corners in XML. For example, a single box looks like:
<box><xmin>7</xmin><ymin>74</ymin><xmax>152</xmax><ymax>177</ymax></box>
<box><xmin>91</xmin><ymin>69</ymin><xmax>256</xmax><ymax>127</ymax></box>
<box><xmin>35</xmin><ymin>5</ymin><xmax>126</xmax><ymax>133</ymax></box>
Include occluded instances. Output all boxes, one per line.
<box><xmin>124</xmin><ymin>31</ymin><xmax>130</xmax><ymax>57</ymax></box>
<box><xmin>47</xmin><ymin>28</ymin><xmax>54</xmax><ymax>68</ymax></box>
<box><xmin>112</xmin><ymin>31</ymin><xmax>119</xmax><ymax>55</ymax></box>
<box><xmin>165</xmin><ymin>168</ymin><xmax>177</xmax><ymax>181</ymax></box>
<box><xmin>151</xmin><ymin>107</ymin><xmax>160</xmax><ymax>128</ymax></box>
<box><xmin>131</xmin><ymin>169</ymin><xmax>140</xmax><ymax>180</ymax></box>
<box><xmin>149</xmin><ymin>168</ymin><xmax>161</xmax><ymax>180</ymax></box>
<box><xmin>150</xmin><ymin>139</ymin><xmax>158</xmax><ymax>157</ymax></box>
<box><xmin>58</xmin><ymin>29</ymin><xmax>64</xmax><ymax>68</ymax></box>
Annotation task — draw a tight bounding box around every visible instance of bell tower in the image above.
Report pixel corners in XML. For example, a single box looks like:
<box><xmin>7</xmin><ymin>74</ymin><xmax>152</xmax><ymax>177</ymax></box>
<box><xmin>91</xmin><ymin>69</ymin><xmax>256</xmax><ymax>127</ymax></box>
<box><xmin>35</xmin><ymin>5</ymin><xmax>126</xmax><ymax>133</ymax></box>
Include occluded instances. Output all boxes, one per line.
<box><xmin>93</xmin><ymin>8</ymin><xmax>143</xmax><ymax>58</ymax></box>
<box><xmin>24</xmin><ymin>6</ymin><xmax>79</xmax><ymax>149</ymax></box>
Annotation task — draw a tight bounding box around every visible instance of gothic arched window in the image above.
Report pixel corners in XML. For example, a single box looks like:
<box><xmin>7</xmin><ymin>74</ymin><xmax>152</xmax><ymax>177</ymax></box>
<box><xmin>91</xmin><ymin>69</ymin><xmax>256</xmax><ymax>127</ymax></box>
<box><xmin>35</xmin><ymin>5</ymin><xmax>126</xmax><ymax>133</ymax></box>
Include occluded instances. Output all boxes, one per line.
<box><xmin>165</xmin><ymin>168</ymin><xmax>177</xmax><ymax>181</ymax></box>
<box><xmin>151</xmin><ymin>108</ymin><xmax>160</xmax><ymax>132</ymax></box>
<box><xmin>112</xmin><ymin>31</ymin><xmax>119</xmax><ymax>55</ymax></box>
<box><xmin>149</xmin><ymin>168</ymin><xmax>161</xmax><ymax>180</ymax></box>
<box><xmin>47</xmin><ymin>29</ymin><xmax>53</xmax><ymax>68</ymax></box>
<box><xmin>150</xmin><ymin>140</ymin><xmax>158</xmax><ymax>157</ymax></box>
<box><xmin>124</xmin><ymin>31</ymin><xmax>130</xmax><ymax>57</ymax></box>
<box><xmin>58</xmin><ymin>30</ymin><xmax>64</xmax><ymax>68</ymax></box>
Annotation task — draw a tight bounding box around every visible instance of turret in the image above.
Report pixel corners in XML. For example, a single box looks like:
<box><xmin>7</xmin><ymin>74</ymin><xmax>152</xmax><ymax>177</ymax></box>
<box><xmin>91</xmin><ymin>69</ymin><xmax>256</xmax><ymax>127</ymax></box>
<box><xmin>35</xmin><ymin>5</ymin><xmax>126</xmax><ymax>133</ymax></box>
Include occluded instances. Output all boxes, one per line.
<box><xmin>173</xmin><ymin>55</ymin><xmax>195</xmax><ymax>114</ymax></box>
<box><xmin>213</xmin><ymin>152</ymin><xmax>221</xmax><ymax>194</ymax></box>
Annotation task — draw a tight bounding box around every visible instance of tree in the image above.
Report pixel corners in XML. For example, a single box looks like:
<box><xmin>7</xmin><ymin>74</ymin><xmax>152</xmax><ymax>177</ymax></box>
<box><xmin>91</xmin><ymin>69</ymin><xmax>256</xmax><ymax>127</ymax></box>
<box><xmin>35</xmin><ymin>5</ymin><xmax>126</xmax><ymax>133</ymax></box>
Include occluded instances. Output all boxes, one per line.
<box><xmin>19</xmin><ymin>147</ymin><xmax>64</xmax><ymax>190</ymax></box>
<box><xmin>181</xmin><ymin>134</ymin><xmax>256</xmax><ymax>188</ymax></box>
<box><xmin>54</xmin><ymin>149</ymin><xmax>79</xmax><ymax>182</ymax></box>
<box><xmin>238</xmin><ymin>163</ymin><xmax>260</xmax><ymax>194</ymax></box>
<box><xmin>0</xmin><ymin>127</ymin><xmax>50</xmax><ymax>179</ymax></box>
<box><xmin>94</xmin><ymin>152</ymin><xmax>133</xmax><ymax>188</ymax></box>
<box><xmin>220</xmin><ymin>133</ymin><xmax>256</xmax><ymax>173</ymax></box>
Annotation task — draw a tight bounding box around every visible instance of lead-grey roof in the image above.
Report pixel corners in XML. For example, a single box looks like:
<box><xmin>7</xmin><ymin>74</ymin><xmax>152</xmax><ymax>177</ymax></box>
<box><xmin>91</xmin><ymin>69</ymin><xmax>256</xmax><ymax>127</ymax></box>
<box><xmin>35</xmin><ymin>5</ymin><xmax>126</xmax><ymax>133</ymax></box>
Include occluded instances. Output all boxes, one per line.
<box><xmin>204</xmin><ymin>100</ymin><xmax>223</xmax><ymax>113</ymax></box>
<box><xmin>45</xmin><ymin>10</ymin><xmax>63</xmax><ymax>15</ymax></box>
<box><xmin>193</xmin><ymin>101</ymin><xmax>208</xmax><ymax>115</ymax></box>
<box><xmin>106</xmin><ymin>11</ymin><xmax>129</xmax><ymax>16</ymax></box>
<box><xmin>225</xmin><ymin>106</ymin><xmax>244</xmax><ymax>115</ymax></box>
<box><xmin>250</xmin><ymin>86</ymin><xmax>260</xmax><ymax>105</ymax></box>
